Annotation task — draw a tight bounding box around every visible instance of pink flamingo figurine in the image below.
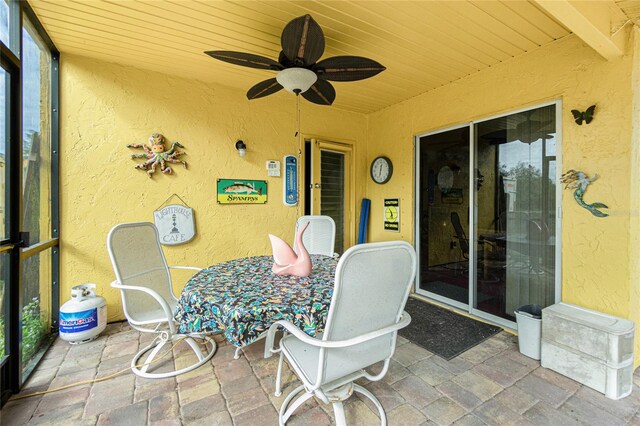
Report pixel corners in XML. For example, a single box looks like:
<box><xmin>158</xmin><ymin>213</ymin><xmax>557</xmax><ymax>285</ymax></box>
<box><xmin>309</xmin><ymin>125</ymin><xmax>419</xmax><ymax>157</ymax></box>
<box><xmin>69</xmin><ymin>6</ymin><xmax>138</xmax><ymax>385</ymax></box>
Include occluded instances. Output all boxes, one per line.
<box><xmin>268</xmin><ymin>222</ymin><xmax>312</xmax><ymax>277</ymax></box>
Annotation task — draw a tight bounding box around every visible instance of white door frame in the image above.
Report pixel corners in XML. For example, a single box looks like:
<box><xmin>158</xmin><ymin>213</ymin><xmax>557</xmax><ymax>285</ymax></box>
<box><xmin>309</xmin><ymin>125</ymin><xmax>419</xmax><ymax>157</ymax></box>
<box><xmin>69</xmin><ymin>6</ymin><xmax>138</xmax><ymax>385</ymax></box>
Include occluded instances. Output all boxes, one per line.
<box><xmin>414</xmin><ymin>122</ymin><xmax>472</xmax><ymax>312</ymax></box>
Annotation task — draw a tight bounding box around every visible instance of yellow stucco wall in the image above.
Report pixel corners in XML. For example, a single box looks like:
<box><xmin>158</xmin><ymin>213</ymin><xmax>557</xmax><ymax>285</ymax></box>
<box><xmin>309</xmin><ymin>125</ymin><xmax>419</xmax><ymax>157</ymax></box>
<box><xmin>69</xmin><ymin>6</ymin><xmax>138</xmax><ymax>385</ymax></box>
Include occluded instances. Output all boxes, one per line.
<box><xmin>367</xmin><ymin>33</ymin><xmax>639</xmax><ymax>365</ymax></box>
<box><xmin>59</xmin><ymin>54</ymin><xmax>368</xmax><ymax>322</ymax></box>
<box><xmin>61</xmin><ymin>32</ymin><xmax>640</xmax><ymax>366</ymax></box>
<box><xmin>629</xmin><ymin>27</ymin><xmax>640</xmax><ymax>370</ymax></box>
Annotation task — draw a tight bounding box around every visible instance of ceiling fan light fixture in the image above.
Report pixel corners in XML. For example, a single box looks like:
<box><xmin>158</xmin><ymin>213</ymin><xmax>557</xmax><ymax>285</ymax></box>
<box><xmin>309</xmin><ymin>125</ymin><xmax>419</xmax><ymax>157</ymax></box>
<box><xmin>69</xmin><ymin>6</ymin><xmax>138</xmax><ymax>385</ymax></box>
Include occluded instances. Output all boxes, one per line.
<box><xmin>276</xmin><ymin>67</ymin><xmax>317</xmax><ymax>94</ymax></box>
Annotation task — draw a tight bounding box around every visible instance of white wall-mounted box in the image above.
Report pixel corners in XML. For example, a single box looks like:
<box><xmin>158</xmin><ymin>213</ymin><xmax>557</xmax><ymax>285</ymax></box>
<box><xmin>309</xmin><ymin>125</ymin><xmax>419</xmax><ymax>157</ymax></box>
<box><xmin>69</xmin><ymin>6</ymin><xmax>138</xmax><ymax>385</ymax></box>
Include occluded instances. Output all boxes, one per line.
<box><xmin>541</xmin><ymin>302</ymin><xmax>635</xmax><ymax>400</ymax></box>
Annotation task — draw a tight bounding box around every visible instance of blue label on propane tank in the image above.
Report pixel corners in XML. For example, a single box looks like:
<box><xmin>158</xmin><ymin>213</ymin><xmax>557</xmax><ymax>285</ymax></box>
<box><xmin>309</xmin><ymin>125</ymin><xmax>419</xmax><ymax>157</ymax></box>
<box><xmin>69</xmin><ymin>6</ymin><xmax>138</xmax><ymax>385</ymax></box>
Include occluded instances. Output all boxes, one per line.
<box><xmin>60</xmin><ymin>308</ymin><xmax>97</xmax><ymax>333</ymax></box>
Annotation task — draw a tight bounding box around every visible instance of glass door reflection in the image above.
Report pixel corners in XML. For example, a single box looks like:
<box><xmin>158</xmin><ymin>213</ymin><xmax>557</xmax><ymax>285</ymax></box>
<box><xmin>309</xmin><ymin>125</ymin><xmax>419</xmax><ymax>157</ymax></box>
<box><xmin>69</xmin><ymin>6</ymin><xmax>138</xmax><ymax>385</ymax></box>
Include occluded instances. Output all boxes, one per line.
<box><xmin>474</xmin><ymin>105</ymin><xmax>557</xmax><ymax>321</ymax></box>
<box><xmin>418</xmin><ymin>126</ymin><xmax>471</xmax><ymax>306</ymax></box>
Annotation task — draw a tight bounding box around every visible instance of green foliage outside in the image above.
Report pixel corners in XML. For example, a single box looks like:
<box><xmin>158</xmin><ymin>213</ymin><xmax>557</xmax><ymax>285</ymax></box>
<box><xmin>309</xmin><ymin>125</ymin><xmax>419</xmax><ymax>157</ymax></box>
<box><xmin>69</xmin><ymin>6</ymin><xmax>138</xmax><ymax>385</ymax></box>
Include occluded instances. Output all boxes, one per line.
<box><xmin>0</xmin><ymin>297</ymin><xmax>47</xmax><ymax>361</ymax></box>
<box><xmin>0</xmin><ymin>132</ymin><xmax>50</xmax><ymax>364</ymax></box>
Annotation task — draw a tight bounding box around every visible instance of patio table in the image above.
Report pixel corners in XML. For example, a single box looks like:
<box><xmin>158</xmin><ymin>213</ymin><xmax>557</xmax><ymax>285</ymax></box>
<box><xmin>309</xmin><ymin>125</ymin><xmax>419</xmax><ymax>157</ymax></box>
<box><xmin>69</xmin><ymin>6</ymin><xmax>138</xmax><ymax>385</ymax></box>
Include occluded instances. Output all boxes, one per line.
<box><xmin>174</xmin><ymin>255</ymin><xmax>337</xmax><ymax>351</ymax></box>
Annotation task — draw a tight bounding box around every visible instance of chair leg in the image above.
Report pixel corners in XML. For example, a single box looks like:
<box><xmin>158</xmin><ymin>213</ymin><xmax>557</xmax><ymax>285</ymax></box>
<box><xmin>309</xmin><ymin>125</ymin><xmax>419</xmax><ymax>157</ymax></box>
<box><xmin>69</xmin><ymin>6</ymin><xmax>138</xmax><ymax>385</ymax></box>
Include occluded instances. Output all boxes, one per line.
<box><xmin>275</xmin><ymin>351</ymin><xmax>285</xmax><ymax>397</ymax></box>
<box><xmin>353</xmin><ymin>384</ymin><xmax>387</xmax><ymax>426</ymax></box>
<box><xmin>279</xmin><ymin>384</ymin><xmax>314</xmax><ymax>425</ymax></box>
<box><xmin>136</xmin><ymin>337</ymin><xmax>168</xmax><ymax>375</ymax></box>
<box><xmin>333</xmin><ymin>402</ymin><xmax>347</xmax><ymax>426</ymax></box>
<box><xmin>278</xmin><ymin>382</ymin><xmax>386</xmax><ymax>425</ymax></box>
<box><xmin>131</xmin><ymin>334</ymin><xmax>216</xmax><ymax>379</ymax></box>
<box><xmin>185</xmin><ymin>336</ymin><xmax>207</xmax><ymax>361</ymax></box>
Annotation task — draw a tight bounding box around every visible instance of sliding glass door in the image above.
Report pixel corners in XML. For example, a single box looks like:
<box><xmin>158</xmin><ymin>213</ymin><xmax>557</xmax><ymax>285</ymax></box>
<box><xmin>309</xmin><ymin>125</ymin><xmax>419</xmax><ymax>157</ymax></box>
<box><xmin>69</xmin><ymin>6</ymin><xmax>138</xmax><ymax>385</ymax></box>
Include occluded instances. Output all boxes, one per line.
<box><xmin>416</xmin><ymin>125</ymin><xmax>471</xmax><ymax>309</ymax></box>
<box><xmin>472</xmin><ymin>104</ymin><xmax>559</xmax><ymax>322</ymax></box>
<box><xmin>415</xmin><ymin>102</ymin><xmax>561</xmax><ymax>327</ymax></box>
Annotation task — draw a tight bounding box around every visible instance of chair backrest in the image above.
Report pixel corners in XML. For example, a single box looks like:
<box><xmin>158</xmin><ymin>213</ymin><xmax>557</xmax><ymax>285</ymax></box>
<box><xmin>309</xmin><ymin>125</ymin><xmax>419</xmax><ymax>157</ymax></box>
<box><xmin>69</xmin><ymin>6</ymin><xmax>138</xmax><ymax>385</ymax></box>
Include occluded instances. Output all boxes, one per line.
<box><xmin>320</xmin><ymin>241</ymin><xmax>417</xmax><ymax>383</ymax></box>
<box><xmin>450</xmin><ymin>211</ymin><xmax>469</xmax><ymax>256</ymax></box>
<box><xmin>107</xmin><ymin>222</ymin><xmax>174</xmax><ymax>323</ymax></box>
<box><xmin>293</xmin><ymin>215</ymin><xmax>336</xmax><ymax>256</ymax></box>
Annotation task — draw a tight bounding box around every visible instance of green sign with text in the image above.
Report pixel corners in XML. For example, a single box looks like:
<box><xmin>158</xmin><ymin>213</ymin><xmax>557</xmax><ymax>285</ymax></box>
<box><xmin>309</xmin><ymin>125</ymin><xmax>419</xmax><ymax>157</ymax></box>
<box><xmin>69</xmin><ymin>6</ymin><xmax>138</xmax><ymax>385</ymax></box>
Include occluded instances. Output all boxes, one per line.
<box><xmin>217</xmin><ymin>179</ymin><xmax>268</xmax><ymax>204</ymax></box>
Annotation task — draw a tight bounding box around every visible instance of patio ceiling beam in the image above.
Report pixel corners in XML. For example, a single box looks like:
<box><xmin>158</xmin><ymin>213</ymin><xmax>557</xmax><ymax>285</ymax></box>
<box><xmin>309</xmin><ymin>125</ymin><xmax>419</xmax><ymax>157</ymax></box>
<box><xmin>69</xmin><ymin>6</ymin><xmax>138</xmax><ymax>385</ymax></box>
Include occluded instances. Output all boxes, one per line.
<box><xmin>534</xmin><ymin>0</ymin><xmax>627</xmax><ymax>61</ymax></box>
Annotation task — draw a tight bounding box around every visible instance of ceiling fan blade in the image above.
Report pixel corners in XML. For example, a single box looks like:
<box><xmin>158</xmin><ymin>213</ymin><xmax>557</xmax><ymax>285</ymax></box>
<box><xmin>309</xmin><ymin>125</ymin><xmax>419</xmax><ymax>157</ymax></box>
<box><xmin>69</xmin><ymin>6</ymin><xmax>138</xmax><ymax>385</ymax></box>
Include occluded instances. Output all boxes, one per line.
<box><xmin>516</xmin><ymin>120</ymin><xmax>553</xmax><ymax>135</ymax></box>
<box><xmin>246</xmin><ymin>78</ymin><xmax>283</xmax><ymax>100</ymax></box>
<box><xmin>302</xmin><ymin>79</ymin><xmax>335</xmax><ymax>105</ymax></box>
<box><xmin>314</xmin><ymin>56</ymin><xmax>386</xmax><ymax>81</ymax></box>
<box><xmin>205</xmin><ymin>51</ymin><xmax>283</xmax><ymax>71</ymax></box>
<box><xmin>281</xmin><ymin>14</ymin><xmax>325</xmax><ymax>66</ymax></box>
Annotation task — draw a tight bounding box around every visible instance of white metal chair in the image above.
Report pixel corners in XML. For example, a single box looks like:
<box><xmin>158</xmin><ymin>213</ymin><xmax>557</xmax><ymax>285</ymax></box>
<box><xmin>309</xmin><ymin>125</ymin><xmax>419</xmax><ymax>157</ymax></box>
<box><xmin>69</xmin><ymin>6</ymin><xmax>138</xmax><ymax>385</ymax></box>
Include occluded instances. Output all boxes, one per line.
<box><xmin>107</xmin><ymin>222</ymin><xmax>216</xmax><ymax>378</ymax></box>
<box><xmin>293</xmin><ymin>215</ymin><xmax>336</xmax><ymax>257</ymax></box>
<box><xmin>265</xmin><ymin>241</ymin><xmax>417</xmax><ymax>425</ymax></box>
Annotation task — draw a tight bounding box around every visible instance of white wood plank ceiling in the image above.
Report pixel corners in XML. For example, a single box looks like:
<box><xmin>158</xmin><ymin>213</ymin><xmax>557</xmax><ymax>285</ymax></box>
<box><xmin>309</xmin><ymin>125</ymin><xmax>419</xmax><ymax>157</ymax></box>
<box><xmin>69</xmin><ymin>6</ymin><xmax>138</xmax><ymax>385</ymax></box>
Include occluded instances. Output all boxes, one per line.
<box><xmin>617</xmin><ymin>0</ymin><xmax>640</xmax><ymax>18</ymax></box>
<box><xmin>29</xmin><ymin>0</ymin><xmax>622</xmax><ymax>114</ymax></box>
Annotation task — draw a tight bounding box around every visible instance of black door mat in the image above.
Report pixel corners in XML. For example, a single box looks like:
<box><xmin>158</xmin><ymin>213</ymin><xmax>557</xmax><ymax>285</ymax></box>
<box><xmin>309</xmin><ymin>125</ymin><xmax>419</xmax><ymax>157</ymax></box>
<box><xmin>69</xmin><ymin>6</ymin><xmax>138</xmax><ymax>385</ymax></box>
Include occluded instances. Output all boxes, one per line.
<box><xmin>399</xmin><ymin>297</ymin><xmax>502</xmax><ymax>360</ymax></box>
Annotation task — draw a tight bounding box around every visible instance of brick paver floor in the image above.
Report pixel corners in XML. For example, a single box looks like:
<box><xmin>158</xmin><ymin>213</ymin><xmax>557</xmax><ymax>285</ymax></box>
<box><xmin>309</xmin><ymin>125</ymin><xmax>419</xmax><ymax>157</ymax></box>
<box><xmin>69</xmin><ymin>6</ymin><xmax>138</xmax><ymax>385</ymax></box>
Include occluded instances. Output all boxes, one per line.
<box><xmin>2</xmin><ymin>321</ymin><xmax>639</xmax><ymax>425</ymax></box>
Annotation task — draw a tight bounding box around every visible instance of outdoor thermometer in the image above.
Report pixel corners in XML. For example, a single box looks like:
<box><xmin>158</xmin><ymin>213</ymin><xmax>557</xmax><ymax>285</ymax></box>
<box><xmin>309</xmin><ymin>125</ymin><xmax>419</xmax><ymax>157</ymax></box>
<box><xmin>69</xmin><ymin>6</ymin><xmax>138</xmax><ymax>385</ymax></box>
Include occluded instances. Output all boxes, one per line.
<box><xmin>283</xmin><ymin>155</ymin><xmax>298</xmax><ymax>206</ymax></box>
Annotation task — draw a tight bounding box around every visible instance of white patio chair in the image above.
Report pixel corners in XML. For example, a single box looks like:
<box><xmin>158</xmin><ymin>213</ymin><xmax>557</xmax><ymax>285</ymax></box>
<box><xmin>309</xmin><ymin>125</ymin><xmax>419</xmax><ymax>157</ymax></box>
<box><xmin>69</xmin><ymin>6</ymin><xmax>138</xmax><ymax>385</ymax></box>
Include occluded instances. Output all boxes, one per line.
<box><xmin>107</xmin><ymin>222</ymin><xmax>216</xmax><ymax>379</ymax></box>
<box><xmin>293</xmin><ymin>215</ymin><xmax>336</xmax><ymax>257</ymax></box>
<box><xmin>265</xmin><ymin>241</ymin><xmax>417</xmax><ymax>425</ymax></box>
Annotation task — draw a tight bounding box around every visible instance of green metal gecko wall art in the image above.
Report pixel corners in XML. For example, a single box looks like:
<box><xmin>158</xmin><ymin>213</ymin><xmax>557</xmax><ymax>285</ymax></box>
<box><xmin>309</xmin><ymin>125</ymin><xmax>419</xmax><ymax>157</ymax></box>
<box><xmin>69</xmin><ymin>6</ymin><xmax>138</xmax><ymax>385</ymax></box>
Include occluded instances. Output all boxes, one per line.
<box><xmin>561</xmin><ymin>170</ymin><xmax>608</xmax><ymax>217</ymax></box>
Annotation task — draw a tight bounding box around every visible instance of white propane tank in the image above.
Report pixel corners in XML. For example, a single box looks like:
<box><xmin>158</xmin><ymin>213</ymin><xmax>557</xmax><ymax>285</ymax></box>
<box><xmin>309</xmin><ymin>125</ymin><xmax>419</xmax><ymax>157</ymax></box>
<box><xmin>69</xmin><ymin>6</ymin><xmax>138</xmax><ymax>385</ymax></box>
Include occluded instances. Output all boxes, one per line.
<box><xmin>59</xmin><ymin>284</ymin><xmax>107</xmax><ymax>344</ymax></box>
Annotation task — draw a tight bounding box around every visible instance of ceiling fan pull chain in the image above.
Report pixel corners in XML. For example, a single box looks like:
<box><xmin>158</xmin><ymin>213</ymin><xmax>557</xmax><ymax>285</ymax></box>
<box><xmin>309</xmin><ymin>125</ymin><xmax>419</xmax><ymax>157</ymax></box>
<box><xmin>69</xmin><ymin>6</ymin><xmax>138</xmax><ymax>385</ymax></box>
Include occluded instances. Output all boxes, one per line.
<box><xmin>295</xmin><ymin>94</ymin><xmax>300</xmax><ymax>139</ymax></box>
<box><xmin>296</xmin><ymin>94</ymin><xmax>302</xmax><ymax>218</ymax></box>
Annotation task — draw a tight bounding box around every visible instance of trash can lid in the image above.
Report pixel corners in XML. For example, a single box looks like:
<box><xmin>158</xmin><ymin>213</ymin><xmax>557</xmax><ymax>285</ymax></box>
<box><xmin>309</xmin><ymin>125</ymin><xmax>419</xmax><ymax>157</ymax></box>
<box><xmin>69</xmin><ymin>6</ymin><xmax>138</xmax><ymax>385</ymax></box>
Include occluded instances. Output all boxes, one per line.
<box><xmin>515</xmin><ymin>304</ymin><xmax>542</xmax><ymax>319</ymax></box>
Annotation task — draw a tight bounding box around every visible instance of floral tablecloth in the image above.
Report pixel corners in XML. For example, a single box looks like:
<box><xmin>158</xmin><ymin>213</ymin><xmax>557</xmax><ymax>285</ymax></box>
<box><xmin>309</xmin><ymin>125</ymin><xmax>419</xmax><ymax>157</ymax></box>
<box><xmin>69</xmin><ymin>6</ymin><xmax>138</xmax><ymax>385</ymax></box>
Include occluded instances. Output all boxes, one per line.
<box><xmin>175</xmin><ymin>255</ymin><xmax>337</xmax><ymax>348</ymax></box>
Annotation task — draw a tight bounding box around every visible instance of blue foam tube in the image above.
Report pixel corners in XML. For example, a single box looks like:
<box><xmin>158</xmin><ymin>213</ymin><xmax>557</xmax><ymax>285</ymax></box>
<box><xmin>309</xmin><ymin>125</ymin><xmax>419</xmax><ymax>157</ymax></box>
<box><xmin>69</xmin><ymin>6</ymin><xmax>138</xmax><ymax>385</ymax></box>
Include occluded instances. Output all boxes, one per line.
<box><xmin>358</xmin><ymin>198</ymin><xmax>371</xmax><ymax>244</ymax></box>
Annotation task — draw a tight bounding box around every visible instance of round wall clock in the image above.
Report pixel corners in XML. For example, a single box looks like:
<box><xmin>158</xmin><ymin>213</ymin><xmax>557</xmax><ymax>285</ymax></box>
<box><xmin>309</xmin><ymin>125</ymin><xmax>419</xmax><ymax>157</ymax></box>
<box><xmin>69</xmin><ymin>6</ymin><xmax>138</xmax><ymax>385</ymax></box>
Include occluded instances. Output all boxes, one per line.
<box><xmin>370</xmin><ymin>156</ymin><xmax>393</xmax><ymax>184</ymax></box>
<box><xmin>437</xmin><ymin>166</ymin><xmax>454</xmax><ymax>193</ymax></box>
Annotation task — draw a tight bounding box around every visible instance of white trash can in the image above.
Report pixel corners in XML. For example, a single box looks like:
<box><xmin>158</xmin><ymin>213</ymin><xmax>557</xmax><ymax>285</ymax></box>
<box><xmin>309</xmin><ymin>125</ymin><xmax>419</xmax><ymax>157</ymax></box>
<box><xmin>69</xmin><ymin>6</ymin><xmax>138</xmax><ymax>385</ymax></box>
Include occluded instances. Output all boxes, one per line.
<box><xmin>515</xmin><ymin>304</ymin><xmax>542</xmax><ymax>360</ymax></box>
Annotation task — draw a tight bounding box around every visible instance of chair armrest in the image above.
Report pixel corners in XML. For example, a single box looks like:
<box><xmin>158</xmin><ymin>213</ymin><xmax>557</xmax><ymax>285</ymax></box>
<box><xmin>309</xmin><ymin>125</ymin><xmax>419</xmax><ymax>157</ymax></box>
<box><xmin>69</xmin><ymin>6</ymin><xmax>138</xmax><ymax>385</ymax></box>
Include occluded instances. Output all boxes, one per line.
<box><xmin>168</xmin><ymin>266</ymin><xmax>203</xmax><ymax>272</ymax></box>
<box><xmin>110</xmin><ymin>280</ymin><xmax>175</xmax><ymax>326</ymax></box>
<box><xmin>264</xmin><ymin>312</ymin><xmax>411</xmax><ymax>358</ymax></box>
<box><xmin>167</xmin><ymin>266</ymin><xmax>202</xmax><ymax>300</ymax></box>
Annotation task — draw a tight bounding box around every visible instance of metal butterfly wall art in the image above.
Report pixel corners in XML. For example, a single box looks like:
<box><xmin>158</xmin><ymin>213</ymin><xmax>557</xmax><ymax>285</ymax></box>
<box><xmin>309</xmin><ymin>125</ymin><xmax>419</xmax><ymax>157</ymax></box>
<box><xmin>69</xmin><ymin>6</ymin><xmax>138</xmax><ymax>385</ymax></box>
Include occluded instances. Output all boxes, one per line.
<box><xmin>571</xmin><ymin>105</ymin><xmax>596</xmax><ymax>125</ymax></box>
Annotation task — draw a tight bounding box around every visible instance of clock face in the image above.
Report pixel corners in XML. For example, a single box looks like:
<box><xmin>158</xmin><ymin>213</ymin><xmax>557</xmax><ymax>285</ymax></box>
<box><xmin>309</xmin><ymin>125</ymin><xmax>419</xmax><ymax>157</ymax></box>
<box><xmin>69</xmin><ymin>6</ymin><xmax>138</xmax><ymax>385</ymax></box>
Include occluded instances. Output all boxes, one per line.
<box><xmin>437</xmin><ymin>166</ymin><xmax>454</xmax><ymax>194</ymax></box>
<box><xmin>371</xmin><ymin>156</ymin><xmax>393</xmax><ymax>184</ymax></box>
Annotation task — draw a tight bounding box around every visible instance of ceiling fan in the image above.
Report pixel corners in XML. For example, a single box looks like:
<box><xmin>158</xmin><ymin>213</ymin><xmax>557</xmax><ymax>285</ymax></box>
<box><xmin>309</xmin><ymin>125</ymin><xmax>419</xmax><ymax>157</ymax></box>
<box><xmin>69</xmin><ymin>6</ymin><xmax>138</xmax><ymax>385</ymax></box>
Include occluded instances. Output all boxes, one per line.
<box><xmin>205</xmin><ymin>14</ymin><xmax>386</xmax><ymax>106</ymax></box>
<box><xmin>480</xmin><ymin>111</ymin><xmax>554</xmax><ymax>145</ymax></box>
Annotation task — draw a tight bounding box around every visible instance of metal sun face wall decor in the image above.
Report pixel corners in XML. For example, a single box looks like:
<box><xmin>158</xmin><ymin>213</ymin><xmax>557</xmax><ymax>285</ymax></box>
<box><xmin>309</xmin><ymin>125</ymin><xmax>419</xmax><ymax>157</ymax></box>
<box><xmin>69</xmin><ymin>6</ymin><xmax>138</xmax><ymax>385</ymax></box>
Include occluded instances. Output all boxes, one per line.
<box><xmin>127</xmin><ymin>133</ymin><xmax>187</xmax><ymax>177</ymax></box>
<box><xmin>561</xmin><ymin>169</ymin><xmax>608</xmax><ymax>217</ymax></box>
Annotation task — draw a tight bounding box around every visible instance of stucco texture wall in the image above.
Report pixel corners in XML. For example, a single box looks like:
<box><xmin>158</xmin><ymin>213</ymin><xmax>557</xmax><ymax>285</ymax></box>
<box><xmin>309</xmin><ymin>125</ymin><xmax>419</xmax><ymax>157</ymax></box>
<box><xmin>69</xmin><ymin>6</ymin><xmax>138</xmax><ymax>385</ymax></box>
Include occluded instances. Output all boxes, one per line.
<box><xmin>59</xmin><ymin>54</ymin><xmax>367</xmax><ymax>322</ymax></box>
<box><xmin>367</xmin><ymin>33</ymin><xmax>639</xmax><ymax>365</ymax></box>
